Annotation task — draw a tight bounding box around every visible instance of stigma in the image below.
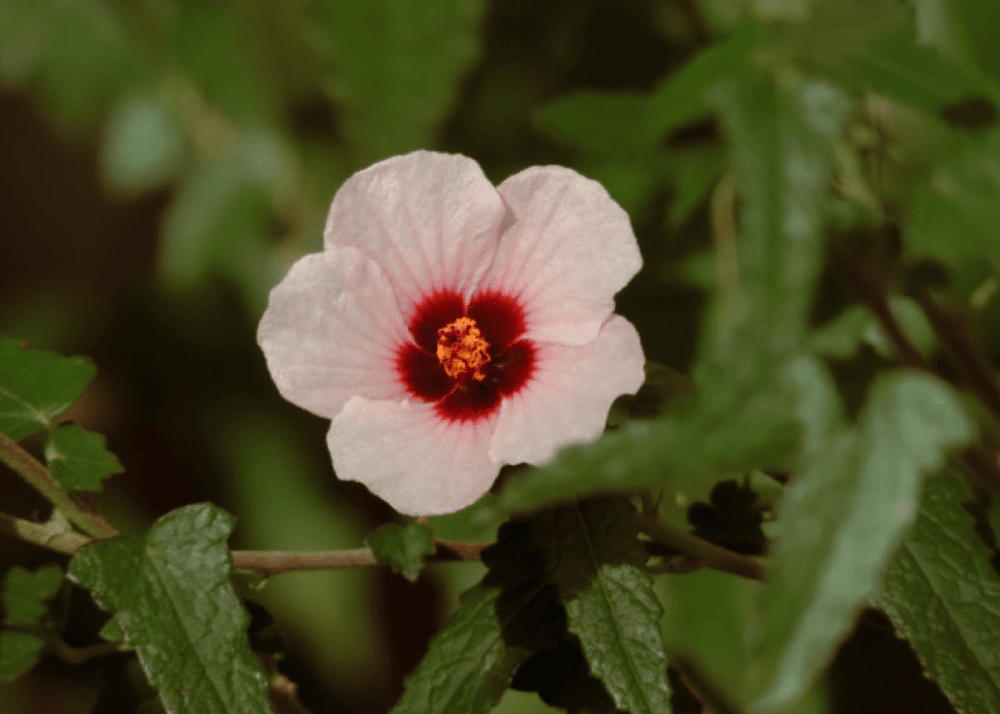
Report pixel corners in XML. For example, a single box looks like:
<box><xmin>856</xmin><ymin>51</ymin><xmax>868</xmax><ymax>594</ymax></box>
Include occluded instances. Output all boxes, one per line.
<box><xmin>436</xmin><ymin>317</ymin><xmax>491</xmax><ymax>381</ymax></box>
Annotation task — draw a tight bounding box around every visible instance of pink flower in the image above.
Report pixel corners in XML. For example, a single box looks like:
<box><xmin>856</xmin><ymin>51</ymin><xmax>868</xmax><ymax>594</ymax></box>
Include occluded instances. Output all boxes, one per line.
<box><xmin>257</xmin><ymin>151</ymin><xmax>645</xmax><ymax>515</ymax></box>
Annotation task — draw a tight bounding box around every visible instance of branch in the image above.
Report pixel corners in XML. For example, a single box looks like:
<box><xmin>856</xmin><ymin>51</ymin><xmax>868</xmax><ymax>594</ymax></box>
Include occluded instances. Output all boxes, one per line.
<box><xmin>5</xmin><ymin>625</ymin><xmax>124</xmax><ymax>665</ymax></box>
<box><xmin>637</xmin><ymin>515</ymin><xmax>767</xmax><ymax>582</ymax></box>
<box><xmin>0</xmin><ymin>511</ymin><xmax>91</xmax><ymax>555</ymax></box>
<box><xmin>0</xmin><ymin>430</ymin><xmax>118</xmax><ymax>539</ymax></box>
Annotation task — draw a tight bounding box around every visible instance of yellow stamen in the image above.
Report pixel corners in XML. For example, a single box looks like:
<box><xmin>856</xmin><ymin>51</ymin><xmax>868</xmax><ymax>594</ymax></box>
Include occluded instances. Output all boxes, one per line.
<box><xmin>436</xmin><ymin>317</ymin><xmax>491</xmax><ymax>381</ymax></box>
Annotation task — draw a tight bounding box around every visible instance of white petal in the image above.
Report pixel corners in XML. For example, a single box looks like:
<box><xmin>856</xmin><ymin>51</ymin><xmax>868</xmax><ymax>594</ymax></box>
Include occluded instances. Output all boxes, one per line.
<box><xmin>328</xmin><ymin>397</ymin><xmax>502</xmax><ymax>516</ymax></box>
<box><xmin>478</xmin><ymin>166</ymin><xmax>642</xmax><ymax>346</ymax></box>
<box><xmin>490</xmin><ymin>316</ymin><xmax>645</xmax><ymax>465</ymax></box>
<box><xmin>324</xmin><ymin>151</ymin><xmax>507</xmax><ymax>315</ymax></box>
<box><xmin>258</xmin><ymin>249</ymin><xmax>409</xmax><ymax>419</ymax></box>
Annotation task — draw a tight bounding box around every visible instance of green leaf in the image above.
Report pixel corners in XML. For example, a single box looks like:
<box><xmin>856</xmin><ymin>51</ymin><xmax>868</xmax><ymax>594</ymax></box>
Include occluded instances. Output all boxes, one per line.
<box><xmin>710</xmin><ymin>73</ymin><xmax>852</xmax><ymax>359</ymax></box>
<box><xmin>875</xmin><ymin>472</ymin><xmax>1000</xmax><ymax>714</ymax></box>
<box><xmin>68</xmin><ymin>504</ymin><xmax>272</xmax><ymax>714</ymax></box>
<box><xmin>807</xmin><ymin>296</ymin><xmax>936</xmax><ymax>360</ymax></box>
<box><xmin>644</xmin><ymin>24</ymin><xmax>757</xmax><ymax>141</ymax></box>
<box><xmin>534</xmin><ymin>92</ymin><xmax>651</xmax><ymax>159</ymax></box>
<box><xmin>0</xmin><ymin>564</ymin><xmax>63</xmax><ymax>682</ymax></box>
<box><xmin>45</xmin><ymin>422</ymin><xmax>124</xmax><ymax>492</ymax></box>
<box><xmin>316</xmin><ymin>0</ymin><xmax>485</xmax><ymax>158</ymax></box>
<box><xmin>0</xmin><ymin>334</ymin><xmax>95</xmax><ymax>440</ymax></box>
<box><xmin>365</xmin><ymin>522</ymin><xmax>435</xmax><ymax>582</ymax></box>
<box><xmin>0</xmin><ymin>632</ymin><xmax>46</xmax><ymax>681</ymax></box>
<box><xmin>667</xmin><ymin>149</ymin><xmax>725</xmax><ymax>227</ymax></box>
<box><xmin>754</xmin><ymin>370</ymin><xmax>973</xmax><ymax>713</ymax></box>
<box><xmin>3</xmin><ymin>564</ymin><xmax>63</xmax><ymax>626</ymax></box>
<box><xmin>101</xmin><ymin>93</ymin><xmax>187</xmax><ymax>196</ymax></box>
<box><xmin>483</xmin><ymin>364</ymin><xmax>799</xmax><ymax>521</ymax></box>
<box><xmin>532</xmin><ymin>498</ymin><xmax>671</xmax><ymax>714</ymax></box>
<box><xmin>391</xmin><ymin>520</ymin><xmax>563</xmax><ymax>714</ymax></box>
<box><xmin>907</xmin><ymin>129</ymin><xmax>1000</xmax><ymax>262</ymax></box>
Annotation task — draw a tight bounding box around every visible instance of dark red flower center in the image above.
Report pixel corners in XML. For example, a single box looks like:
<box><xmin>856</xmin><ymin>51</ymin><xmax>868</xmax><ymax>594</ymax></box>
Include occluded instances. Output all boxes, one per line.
<box><xmin>395</xmin><ymin>288</ymin><xmax>536</xmax><ymax>423</ymax></box>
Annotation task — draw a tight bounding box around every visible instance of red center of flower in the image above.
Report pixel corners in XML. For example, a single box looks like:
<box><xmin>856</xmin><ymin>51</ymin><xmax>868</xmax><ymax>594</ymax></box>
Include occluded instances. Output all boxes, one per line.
<box><xmin>396</xmin><ymin>288</ymin><xmax>536</xmax><ymax>423</ymax></box>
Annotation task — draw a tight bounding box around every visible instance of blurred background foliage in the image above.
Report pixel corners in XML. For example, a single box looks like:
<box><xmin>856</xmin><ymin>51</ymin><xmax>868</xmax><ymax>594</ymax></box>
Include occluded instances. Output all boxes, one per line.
<box><xmin>0</xmin><ymin>0</ymin><xmax>992</xmax><ymax>711</ymax></box>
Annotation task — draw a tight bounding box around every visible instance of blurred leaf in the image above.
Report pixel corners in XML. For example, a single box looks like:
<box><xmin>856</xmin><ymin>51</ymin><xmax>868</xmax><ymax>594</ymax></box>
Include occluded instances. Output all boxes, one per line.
<box><xmin>645</xmin><ymin>24</ymin><xmax>757</xmax><ymax>141</ymax></box>
<box><xmin>668</xmin><ymin>150</ymin><xmax>725</xmax><ymax>227</ymax></box>
<box><xmin>391</xmin><ymin>520</ymin><xmax>563</xmax><ymax>714</ymax></box>
<box><xmin>710</xmin><ymin>74</ymin><xmax>852</xmax><ymax>359</ymax></box>
<box><xmin>808</xmin><ymin>296</ymin><xmax>936</xmax><ymax>360</ymax></box>
<box><xmin>0</xmin><ymin>632</ymin><xmax>45</xmax><ymax>682</ymax></box>
<box><xmin>849</xmin><ymin>29</ymin><xmax>997</xmax><ymax>114</ymax></box>
<box><xmin>101</xmin><ymin>93</ymin><xmax>188</xmax><ymax>196</ymax></box>
<box><xmin>875</xmin><ymin>472</ymin><xmax>1000</xmax><ymax>714</ymax></box>
<box><xmin>0</xmin><ymin>0</ymin><xmax>51</xmax><ymax>84</ymax></box>
<box><xmin>532</xmin><ymin>497</ymin><xmax>671</xmax><ymax>714</ymax></box>
<box><xmin>365</xmin><ymin>522</ymin><xmax>434</xmax><ymax>582</ymax></box>
<box><xmin>0</xmin><ymin>564</ymin><xmax>63</xmax><ymax>682</ymax></box>
<box><xmin>68</xmin><ymin>504</ymin><xmax>272</xmax><ymax>714</ymax></box>
<box><xmin>45</xmin><ymin>422</ymin><xmax>124</xmax><ymax>493</ymax></box>
<box><xmin>754</xmin><ymin>369</ymin><xmax>973</xmax><ymax>713</ymax></box>
<box><xmin>535</xmin><ymin>92</ymin><xmax>650</xmax><ymax>159</ymax></box>
<box><xmin>946</xmin><ymin>0</ymin><xmax>1000</xmax><ymax>82</ymax></box>
<box><xmin>0</xmin><ymin>334</ymin><xmax>95</xmax><ymax>441</ymax></box>
<box><xmin>3</xmin><ymin>565</ymin><xmax>62</xmax><ymax>626</ymax></box>
<box><xmin>482</xmin><ymin>363</ymin><xmax>798</xmax><ymax>522</ymax></box>
<box><xmin>907</xmin><ymin>129</ymin><xmax>1000</xmax><ymax>262</ymax></box>
<box><xmin>316</xmin><ymin>0</ymin><xmax>485</xmax><ymax>158</ymax></box>
<box><xmin>658</xmin><ymin>569</ymin><xmax>760</xmax><ymax>704</ymax></box>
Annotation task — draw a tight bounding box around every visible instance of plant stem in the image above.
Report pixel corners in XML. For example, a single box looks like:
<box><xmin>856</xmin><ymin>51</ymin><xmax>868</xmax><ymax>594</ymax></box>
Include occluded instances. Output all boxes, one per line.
<box><xmin>637</xmin><ymin>515</ymin><xmax>766</xmax><ymax>582</ymax></box>
<box><xmin>0</xmin><ymin>431</ymin><xmax>118</xmax><ymax>539</ymax></box>
<box><xmin>0</xmin><ymin>511</ymin><xmax>91</xmax><ymax>555</ymax></box>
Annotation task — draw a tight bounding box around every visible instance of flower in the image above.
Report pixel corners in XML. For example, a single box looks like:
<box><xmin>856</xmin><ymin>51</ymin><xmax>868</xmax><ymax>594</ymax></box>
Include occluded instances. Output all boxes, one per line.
<box><xmin>257</xmin><ymin>151</ymin><xmax>645</xmax><ymax>515</ymax></box>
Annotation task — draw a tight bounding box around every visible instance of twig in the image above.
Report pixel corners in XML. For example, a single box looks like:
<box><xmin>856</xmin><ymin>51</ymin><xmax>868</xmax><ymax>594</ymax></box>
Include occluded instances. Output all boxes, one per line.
<box><xmin>0</xmin><ymin>511</ymin><xmax>91</xmax><ymax>555</ymax></box>
<box><xmin>637</xmin><ymin>515</ymin><xmax>766</xmax><ymax>581</ymax></box>
<box><xmin>0</xmin><ymin>431</ymin><xmax>118</xmax><ymax>539</ymax></box>
<box><xmin>268</xmin><ymin>673</ymin><xmax>315</xmax><ymax>714</ymax></box>
<box><xmin>5</xmin><ymin>625</ymin><xmax>124</xmax><ymax>665</ymax></box>
<box><xmin>914</xmin><ymin>290</ymin><xmax>1000</xmax><ymax>425</ymax></box>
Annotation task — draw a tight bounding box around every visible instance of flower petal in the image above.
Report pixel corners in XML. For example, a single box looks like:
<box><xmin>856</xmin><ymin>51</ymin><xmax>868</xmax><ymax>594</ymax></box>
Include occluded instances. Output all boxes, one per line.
<box><xmin>489</xmin><ymin>315</ymin><xmax>645</xmax><ymax>465</ymax></box>
<box><xmin>478</xmin><ymin>166</ymin><xmax>642</xmax><ymax>346</ymax></box>
<box><xmin>324</xmin><ymin>151</ymin><xmax>507</xmax><ymax>315</ymax></box>
<box><xmin>328</xmin><ymin>397</ymin><xmax>502</xmax><ymax>516</ymax></box>
<box><xmin>257</xmin><ymin>249</ymin><xmax>409</xmax><ymax>419</ymax></box>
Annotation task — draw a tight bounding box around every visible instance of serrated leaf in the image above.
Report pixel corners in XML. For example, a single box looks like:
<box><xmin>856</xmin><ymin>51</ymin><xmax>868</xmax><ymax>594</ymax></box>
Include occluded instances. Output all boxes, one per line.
<box><xmin>365</xmin><ymin>522</ymin><xmax>434</xmax><ymax>582</ymax></box>
<box><xmin>644</xmin><ymin>24</ymin><xmax>757</xmax><ymax>141</ymax></box>
<box><xmin>875</xmin><ymin>472</ymin><xmax>1000</xmax><ymax>714</ymax></box>
<box><xmin>46</xmin><ymin>422</ymin><xmax>124</xmax><ymax>492</ymax></box>
<box><xmin>0</xmin><ymin>564</ymin><xmax>63</xmax><ymax>682</ymax></box>
<box><xmin>534</xmin><ymin>92</ymin><xmax>651</xmax><ymax>159</ymax></box>
<box><xmin>3</xmin><ymin>564</ymin><xmax>63</xmax><ymax>626</ymax></box>
<box><xmin>0</xmin><ymin>631</ymin><xmax>46</xmax><ymax>681</ymax></box>
<box><xmin>532</xmin><ymin>498</ymin><xmax>671</xmax><ymax>714</ymax></box>
<box><xmin>68</xmin><ymin>504</ymin><xmax>272</xmax><ymax>714</ymax></box>
<box><xmin>0</xmin><ymin>334</ymin><xmax>95</xmax><ymax>440</ymax></box>
<box><xmin>391</xmin><ymin>520</ymin><xmax>563</xmax><ymax>714</ymax></box>
<box><xmin>484</xmin><ymin>365</ymin><xmax>799</xmax><ymax>521</ymax></box>
<box><xmin>316</xmin><ymin>0</ymin><xmax>485</xmax><ymax>158</ymax></box>
<box><xmin>754</xmin><ymin>370</ymin><xmax>973</xmax><ymax>713</ymax></box>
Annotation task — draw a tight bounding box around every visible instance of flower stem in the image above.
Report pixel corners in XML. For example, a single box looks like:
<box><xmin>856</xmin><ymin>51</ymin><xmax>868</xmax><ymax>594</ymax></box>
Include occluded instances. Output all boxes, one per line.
<box><xmin>0</xmin><ymin>511</ymin><xmax>91</xmax><ymax>555</ymax></box>
<box><xmin>0</xmin><ymin>431</ymin><xmax>118</xmax><ymax>539</ymax></box>
<box><xmin>637</xmin><ymin>514</ymin><xmax>766</xmax><ymax>582</ymax></box>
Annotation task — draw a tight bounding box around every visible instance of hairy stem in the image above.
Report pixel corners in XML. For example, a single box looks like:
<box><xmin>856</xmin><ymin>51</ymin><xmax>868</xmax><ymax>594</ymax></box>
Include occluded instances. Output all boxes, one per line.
<box><xmin>0</xmin><ymin>511</ymin><xmax>91</xmax><ymax>555</ymax></box>
<box><xmin>637</xmin><ymin>515</ymin><xmax>766</xmax><ymax>582</ymax></box>
<box><xmin>0</xmin><ymin>431</ymin><xmax>118</xmax><ymax>539</ymax></box>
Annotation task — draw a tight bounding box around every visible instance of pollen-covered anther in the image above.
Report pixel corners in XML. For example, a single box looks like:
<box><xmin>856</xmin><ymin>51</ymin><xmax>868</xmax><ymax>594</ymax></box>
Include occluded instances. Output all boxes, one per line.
<box><xmin>436</xmin><ymin>317</ymin><xmax>491</xmax><ymax>380</ymax></box>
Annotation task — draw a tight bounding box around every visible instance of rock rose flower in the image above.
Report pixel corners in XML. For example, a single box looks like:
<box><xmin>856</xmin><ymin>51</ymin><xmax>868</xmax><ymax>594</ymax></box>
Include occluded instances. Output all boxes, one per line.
<box><xmin>258</xmin><ymin>151</ymin><xmax>645</xmax><ymax>515</ymax></box>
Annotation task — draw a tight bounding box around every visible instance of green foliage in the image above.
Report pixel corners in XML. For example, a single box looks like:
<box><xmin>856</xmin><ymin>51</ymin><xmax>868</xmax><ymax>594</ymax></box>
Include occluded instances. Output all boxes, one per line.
<box><xmin>876</xmin><ymin>472</ymin><xmax>1000</xmax><ymax>714</ymax></box>
<box><xmin>45</xmin><ymin>422</ymin><xmax>124</xmax><ymax>492</ymax></box>
<box><xmin>532</xmin><ymin>498</ymin><xmax>671</xmax><ymax>714</ymax></box>
<box><xmin>391</xmin><ymin>520</ymin><xmax>563</xmax><ymax>714</ymax></box>
<box><xmin>101</xmin><ymin>93</ymin><xmax>188</xmax><ymax>196</ymax></box>
<box><xmin>0</xmin><ymin>565</ymin><xmax>63</xmax><ymax>681</ymax></box>
<box><xmin>0</xmin><ymin>334</ymin><xmax>95</xmax><ymax>441</ymax></box>
<box><xmin>68</xmin><ymin>505</ymin><xmax>272</xmax><ymax>714</ymax></box>
<box><xmin>314</xmin><ymin>0</ymin><xmax>486</xmax><ymax>159</ymax></box>
<box><xmin>365</xmin><ymin>522</ymin><xmax>435</xmax><ymax>582</ymax></box>
<box><xmin>535</xmin><ymin>92</ymin><xmax>651</xmax><ymax>159</ymax></box>
<box><xmin>753</xmin><ymin>365</ymin><xmax>973</xmax><ymax>713</ymax></box>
